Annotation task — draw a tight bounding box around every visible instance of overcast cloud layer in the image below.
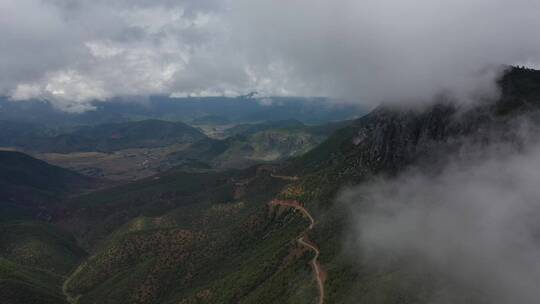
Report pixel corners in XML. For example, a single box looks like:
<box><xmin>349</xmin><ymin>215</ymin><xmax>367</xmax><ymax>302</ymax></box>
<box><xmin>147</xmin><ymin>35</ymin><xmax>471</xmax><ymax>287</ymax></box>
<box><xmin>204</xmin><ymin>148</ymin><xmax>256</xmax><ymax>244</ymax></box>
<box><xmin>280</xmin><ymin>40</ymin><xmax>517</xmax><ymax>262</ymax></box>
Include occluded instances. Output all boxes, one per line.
<box><xmin>2</xmin><ymin>0</ymin><xmax>540</xmax><ymax>111</ymax></box>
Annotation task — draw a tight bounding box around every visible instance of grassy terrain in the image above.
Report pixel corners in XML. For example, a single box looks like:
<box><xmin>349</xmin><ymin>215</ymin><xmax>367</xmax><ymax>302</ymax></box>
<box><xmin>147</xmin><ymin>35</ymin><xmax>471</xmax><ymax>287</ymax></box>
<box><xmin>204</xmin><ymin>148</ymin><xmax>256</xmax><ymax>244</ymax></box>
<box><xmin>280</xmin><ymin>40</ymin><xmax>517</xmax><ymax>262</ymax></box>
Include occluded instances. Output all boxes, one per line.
<box><xmin>66</xmin><ymin>204</ymin><xmax>312</xmax><ymax>304</ymax></box>
<box><xmin>60</xmin><ymin>168</ymin><xmax>242</xmax><ymax>249</ymax></box>
<box><xmin>56</xmin><ymin>163</ymin><xmax>322</xmax><ymax>303</ymax></box>
<box><xmin>0</xmin><ymin>222</ymin><xmax>86</xmax><ymax>304</ymax></box>
<box><xmin>0</xmin><ymin>221</ymin><xmax>86</xmax><ymax>275</ymax></box>
<box><xmin>0</xmin><ymin>257</ymin><xmax>68</xmax><ymax>304</ymax></box>
<box><xmin>36</xmin><ymin>144</ymin><xmax>192</xmax><ymax>180</ymax></box>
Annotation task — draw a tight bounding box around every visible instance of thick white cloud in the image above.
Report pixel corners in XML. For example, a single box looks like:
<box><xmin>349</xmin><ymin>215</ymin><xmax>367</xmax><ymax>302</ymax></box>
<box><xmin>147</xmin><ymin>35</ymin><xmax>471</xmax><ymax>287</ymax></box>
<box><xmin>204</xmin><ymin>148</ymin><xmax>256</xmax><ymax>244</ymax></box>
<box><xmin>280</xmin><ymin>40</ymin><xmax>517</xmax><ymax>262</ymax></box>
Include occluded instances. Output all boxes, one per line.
<box><xmin>231</xmin><ymin>0</ymin><xmax>540</xmax><ymax>104</ymax></box>
<box><xmin>341</xmin><ymin>120</ymin><xmax>540</xmax><ymax>303</ymax></box>
<box><xmin>2</xmin><ymin>0</ymin><xmax>540</xmax><ymax>111</ymax></box>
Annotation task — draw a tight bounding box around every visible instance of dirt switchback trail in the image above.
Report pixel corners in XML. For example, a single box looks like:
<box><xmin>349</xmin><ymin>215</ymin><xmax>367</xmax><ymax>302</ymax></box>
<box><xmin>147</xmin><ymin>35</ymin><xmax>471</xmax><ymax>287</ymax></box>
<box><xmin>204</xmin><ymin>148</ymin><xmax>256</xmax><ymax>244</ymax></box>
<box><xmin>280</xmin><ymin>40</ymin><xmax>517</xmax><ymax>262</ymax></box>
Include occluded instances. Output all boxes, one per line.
<box><xmin>63</xmin><ymin>277</ymin><xmax>78</xmax><ymax>304</ymax></box>
<box><xmin>63</xmin><ymin>262</ymin><xmax>86</xmax><ymax>304</ymax></box>
<box><xmin>270</xmin><ymin>198</ymin><xmax>325</xmax><ymax>304</ymax></box>
<box><xmin>270</xmin><ymin>174</ymin><xmax>300</xmax><ymax>181</ymax></box>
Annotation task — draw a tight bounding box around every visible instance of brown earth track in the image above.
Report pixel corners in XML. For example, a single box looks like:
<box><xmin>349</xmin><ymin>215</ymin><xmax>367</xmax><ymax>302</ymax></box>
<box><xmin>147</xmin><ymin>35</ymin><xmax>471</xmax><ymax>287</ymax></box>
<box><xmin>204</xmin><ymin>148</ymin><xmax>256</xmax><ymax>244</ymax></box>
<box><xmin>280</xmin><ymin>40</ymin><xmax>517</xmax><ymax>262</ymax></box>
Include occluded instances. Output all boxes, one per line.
<box><xmin>270</xmin><ymin>174</ymin><xmax>300</xmax><ymax>181</ymax></box>
<box><xmin>269</xmin><ymin>199</ymin><xmax>325</xmax><ymax>304</ymax></box>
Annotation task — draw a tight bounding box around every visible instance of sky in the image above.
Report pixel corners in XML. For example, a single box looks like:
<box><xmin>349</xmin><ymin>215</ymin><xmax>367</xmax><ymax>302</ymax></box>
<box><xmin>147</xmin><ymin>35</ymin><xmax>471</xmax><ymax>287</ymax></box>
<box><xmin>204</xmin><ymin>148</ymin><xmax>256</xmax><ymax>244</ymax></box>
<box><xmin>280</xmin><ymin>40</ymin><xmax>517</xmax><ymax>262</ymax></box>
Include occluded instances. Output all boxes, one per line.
<box><xmin>2</xmin><ymin>0</ymin><xmax>540</xmax><ymax>111</ymax></box>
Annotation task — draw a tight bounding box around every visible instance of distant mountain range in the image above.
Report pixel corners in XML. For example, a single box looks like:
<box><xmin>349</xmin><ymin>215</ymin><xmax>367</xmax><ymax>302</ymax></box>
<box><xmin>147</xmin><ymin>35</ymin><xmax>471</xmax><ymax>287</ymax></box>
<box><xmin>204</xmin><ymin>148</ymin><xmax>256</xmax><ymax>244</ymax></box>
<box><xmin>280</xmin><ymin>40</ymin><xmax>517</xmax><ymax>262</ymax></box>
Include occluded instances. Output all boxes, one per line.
<box><xmin>0</xmin><ymin>120</ymin><xmax>205</xmax><ymax>153</ymax></box>
<box><xmin>0</xmin><ymin>96</ymin><xmax>366</xmax><ymax>127</ymax></box>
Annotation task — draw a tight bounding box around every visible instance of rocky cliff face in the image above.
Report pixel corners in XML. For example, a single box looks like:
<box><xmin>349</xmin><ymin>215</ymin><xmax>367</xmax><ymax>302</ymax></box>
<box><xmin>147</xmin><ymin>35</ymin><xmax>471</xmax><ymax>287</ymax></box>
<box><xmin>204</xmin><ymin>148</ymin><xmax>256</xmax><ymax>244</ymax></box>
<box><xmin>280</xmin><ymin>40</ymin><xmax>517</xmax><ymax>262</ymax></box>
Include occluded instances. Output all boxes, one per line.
<box><xmin>295</xmin><ymin>67</ymin><xmax>540</xmax><ymax>184</ymax></box>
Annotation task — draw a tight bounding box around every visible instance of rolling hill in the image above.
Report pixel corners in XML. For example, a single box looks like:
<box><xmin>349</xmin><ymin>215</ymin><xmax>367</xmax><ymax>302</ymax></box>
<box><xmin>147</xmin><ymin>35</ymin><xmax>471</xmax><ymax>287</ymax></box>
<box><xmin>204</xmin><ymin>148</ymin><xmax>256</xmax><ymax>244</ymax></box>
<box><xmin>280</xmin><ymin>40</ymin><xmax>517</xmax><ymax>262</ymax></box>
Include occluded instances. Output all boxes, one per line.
<box><xmin>166</xmin><ymin>120</ymin><xmax>352</xmax><ymax>170</ymax></box>
<box><xmin>1</xmin><ymin>120</ymin><xmax>206</xmax><ymax>153</ymax></box>
<box><xmin>0</xmin><ymin>152</ymin><xmax>90</xmax><ymax>304</ymax></box>
<box><xmin>0</xmin><ymin>151</ymin><xmax>95</xmax><ymax>221</ymax></box>
<box><xmin>0</xmin><ymin>222</ymin><xmax>87</xmax><ymax>304</ymax></box>
<box><xmin>56</xmin><ymin>163</ymin><xmax>318</xmax><ymax>304</ymax></box>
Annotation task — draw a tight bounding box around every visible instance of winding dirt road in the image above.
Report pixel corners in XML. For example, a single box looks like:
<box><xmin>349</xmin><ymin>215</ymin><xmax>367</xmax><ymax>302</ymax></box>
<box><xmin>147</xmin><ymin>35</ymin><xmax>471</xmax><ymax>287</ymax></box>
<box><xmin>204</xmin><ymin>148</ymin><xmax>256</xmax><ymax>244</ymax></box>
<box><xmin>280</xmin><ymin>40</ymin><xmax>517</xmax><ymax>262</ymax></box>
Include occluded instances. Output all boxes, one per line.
<box><xmin>63</xmin><ymin>262</ymin><xmax>86</xmax><ymax>304</ymax></box>
<box><xmin>270</xmin><ymin>199</ymin><xmax>325</xmax><ymax>304</ymax></box>
<box><xmin>270</xmin><ymin>174</ymin><xmax>300</xmax><ymax>181</ymax></box>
